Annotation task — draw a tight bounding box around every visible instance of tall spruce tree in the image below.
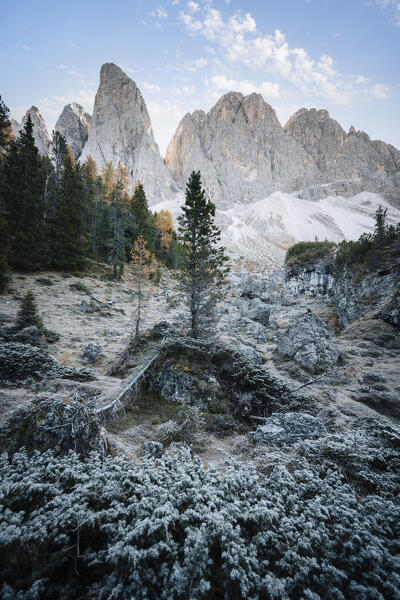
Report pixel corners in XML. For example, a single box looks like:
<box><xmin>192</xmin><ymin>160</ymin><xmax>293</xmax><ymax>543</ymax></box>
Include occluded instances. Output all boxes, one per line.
<box><xmin>108</xmin><ymin>166</ymin><xmax>130</xmax><ymax>279</ymax></box>
<box><xmin>129</xmin><ymin>182</ymin><xmax>156</xmax><ymax>252</ymax></box>
<box><xmin>50</xmin><ymin>149</ymin><xmax>85</xmax><ymax>270</ymax></box>
<box><xmin>2</xmin><ymin>113</ymin><xmax>47</xmax><ymax>270</ymax></box>
<box><xmin>178</xmin><ymin>171</ymin><xmax>229</xmax><ymax>338</ymax></box>
<box><xmin>0</xmin><ymin>96</ymin><xmax>11</xmax><ymax>290</ymax></box>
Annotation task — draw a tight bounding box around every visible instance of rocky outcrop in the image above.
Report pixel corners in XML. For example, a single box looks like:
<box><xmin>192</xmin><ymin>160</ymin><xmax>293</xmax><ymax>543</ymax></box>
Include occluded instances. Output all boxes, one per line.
<box><xmin>284</xmin><ymin>108</ymin><xmax>400</xmax><ymax>203</ymax></box>
<box><xmin>277</xmin><ymin>313</ymin><xmax>340</xmax><ymax>373</ymax></box>
<box><xmin>80</xmin><ymin>63</ymin><xmax>175</xmax><ymax>203</ymax></box>
<box><xmin>286</xmin><ymin>259</ymin><xmax>334</xmax><ymax>297</ymax></box>
<box><xmin>13</xmin><ymin>106</ymin><xmax>51</xmax><ymax>156</ymax></box>
<box><xmin>165</xmin><ymin>92</ymin><xmax>318</xmax><ymax>208</ymax></box>
<box><xmin>166</xmin><ymin>94</ymin><xmax>400</xmax><ymax>208</ymax></box>
<box><xmin>250</xmin><ymin>412</ymin><xmax>327</xmax><ymax>446</ymax></box>
<box><xmin>55</xmin><ymin>103</ymin><xmax>90</xmax><ymax>159</ymax></box>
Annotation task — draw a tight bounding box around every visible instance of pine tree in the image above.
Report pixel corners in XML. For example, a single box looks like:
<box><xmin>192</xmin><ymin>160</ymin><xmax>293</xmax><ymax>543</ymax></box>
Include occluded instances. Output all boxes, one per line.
<box><xmin>15</xmin><ymin>289</ymin><xmax>43</xmax><ymax>330</ymax></box>
<box><xmin>374</xmin><ymin>205</ymin><xmax>388</xmax><ymax>249</ymax></box>
<box><xmin>0</xmin><ymin>96</ymin><xmax>11</xmax><ymax>290</ymax></box>
<box><xmin>50</xmin><ymin>149</ymin><xmax>86</xmax><ymax>270</ymax></box>
<box><xmin>178</xmin><ymin>171</ymin><xmax>229</xmax><ymax>338</ymax></box>
<box><xmin>130</xmin><ymin>235</ymin><xmax>158</xmax><ymax>338</ymax></box>
<box><xmin>2</xmin><ymin>113</ymin><xmax>47</xmax><ymax>270</ymax></box>
<box><xmin>49</xmin><ymin>131</ymin><xmax>67</xmax><ymax>220</ymax></box>
<box><xmin>0</xmin><ymin>95</ymin><xmax>12</xmax><ymax>159</ymax></box>
<box><xmin>108</xmin><ymin>165</ymin><xmax>129</xmax><ymax>279</ymax></box>
<box><xmin>129</xmin><ymin>181</ymin><xmax>156</xmax><ymax>252</ymax></box>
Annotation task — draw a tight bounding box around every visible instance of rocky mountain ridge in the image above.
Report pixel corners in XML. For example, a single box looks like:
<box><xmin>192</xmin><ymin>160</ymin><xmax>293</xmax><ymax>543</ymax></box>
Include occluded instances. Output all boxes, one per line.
<box><xmin>12</xmin><ymin>63</ymin><xmax>400</xmax><ymax>209</ymax></box>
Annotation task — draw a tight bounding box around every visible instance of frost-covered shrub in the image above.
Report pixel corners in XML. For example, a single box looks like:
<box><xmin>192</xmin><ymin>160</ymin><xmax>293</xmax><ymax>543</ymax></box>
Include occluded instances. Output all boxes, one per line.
<box><xmin>157</xmin><ymin>405</ymin><xmax>205</xmax><ymax>446</ymax></box>
<box><xmin>0</xmin><ymin>395</ymin><xmax>104</xmax><ymax>456</ymax></box>
<box><xmin>1</xmin><ymin>419</ymin><xmax>399</xmax><ymax>599</ymax></box>
<box><xmin>0</xmin><ymin>342</ymin><xmax>94</xmax><ymax>384</ymax></box>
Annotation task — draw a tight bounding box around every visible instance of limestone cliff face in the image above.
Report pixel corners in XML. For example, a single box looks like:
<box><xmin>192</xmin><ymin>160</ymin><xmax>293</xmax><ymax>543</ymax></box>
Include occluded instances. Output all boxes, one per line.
<box><xmin>165</xmin><ymin>92</ymin><xmax>318</xmax><ymax>208</ymax></box>
<box><xmin>12</xmin><ymin>106</ymin><xmax>51</xmax><ymax>157</ymax></box>
<box><xmin>284</xmin><ymin>108</ymin><xmax>400</xmax><ymax>202</ymax></box>
<box><xmin>55</xmin><ymin>103</ymin><xmax>90</xmax><ymax>159</ymax></box>
<box><xmin>80</xmin><ymin>63</ymin><xmax>175</xmax><ymax>203</ymax></box>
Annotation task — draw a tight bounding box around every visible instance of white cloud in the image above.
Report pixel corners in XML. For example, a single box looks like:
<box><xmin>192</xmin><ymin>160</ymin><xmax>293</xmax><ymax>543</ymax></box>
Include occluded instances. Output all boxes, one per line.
<box><xmin>179</xmin><ymin>7</ymin><xmax>390</xmax><ymax>106</ymax></box>
<box><xmin>210</xmin><ymin>74</ymin><xmax>279</xmax><ymax>99</ymax></box>
<box><xmin>371</xmin><ymin>83</ymin><xmax>390</xmax><ymax>99</ymax></box>
<box><xmin>187</xmin><ymin>1</ymin><xmax>199</xmax><ymax>13</ymax></box>
<box><xmin>156</xmin><ymin>6</ymin><xmax>168</xmax><ymax>18</ymax></box>
<box><xmin>22</xmin><ymin>45</ymin><xmax>31</xmax><ymax>51</ymax></box>
<box><xmin>376</xmin><ymin>0</ymin><xmax>400</xmax><ymax>26</ymax></box>
<box><xmin>143</xmin><ymin>81</ymin><xmax>162</xmax><ymax>93</ymax></box>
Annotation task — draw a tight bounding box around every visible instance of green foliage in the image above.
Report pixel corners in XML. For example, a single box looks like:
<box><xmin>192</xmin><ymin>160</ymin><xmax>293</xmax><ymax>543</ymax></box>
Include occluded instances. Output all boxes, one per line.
<box><xmin>15</xmin><ymin>290</ymin><xmax>43</xmax><ymax>330</ymax></box>
<box><xmin>178</xmin><ymin>171</ymin><xmax>230</xmax><ymax>338</ymax></box>
<box><xmin>49</xmin><ymin>151</ymin><xmax>86</xmax><ymax>270</ymax></box>
<box><xmin>334</xmin><ymin>206</ymin><xmax>400</xmax><ymax>273</ymax></box>
<box><xmin>285</xmin><ymin>240</ymin><xmax>336</xmax><ymax>267</ymax></box>
<box><xmin>1</xmin><ymin>114</ymin><xmax>48</xmax><ymax>270</ymax></box>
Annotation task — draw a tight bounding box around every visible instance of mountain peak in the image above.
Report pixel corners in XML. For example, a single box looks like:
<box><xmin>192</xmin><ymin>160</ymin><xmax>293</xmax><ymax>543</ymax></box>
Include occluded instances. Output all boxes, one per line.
<box><xmin>55</xmin><ymin>103</ymin><xmax>91</xmax><ymax>159</ymax></box>
<box><xmin>80</xmin><ymin>63</ymin><xmax>174</xmax><ymax>203</ymax></box>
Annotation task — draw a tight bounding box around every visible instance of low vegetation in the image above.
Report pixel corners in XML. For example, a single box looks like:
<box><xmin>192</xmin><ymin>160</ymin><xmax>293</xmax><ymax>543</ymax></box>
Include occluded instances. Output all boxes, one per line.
<box><xmin>1</xmin><ymin>416</ymin><xmax>399</xmax><ymax>599</ymax></box>
<box><xmin>334</xmin><ymin>206</ymin><xmax>400</xmax><ymax>274</ymax></box>
<box><xmin>285</xmin><ymin>240</ymin><xmax>336</xmax><ymax>267</ymax></box>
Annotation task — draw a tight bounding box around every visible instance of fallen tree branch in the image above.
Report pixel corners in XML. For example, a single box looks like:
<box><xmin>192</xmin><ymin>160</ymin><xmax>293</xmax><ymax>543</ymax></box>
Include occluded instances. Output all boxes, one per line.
<box><xmin>95</xmin><ymin>351</ymin><xmax>160</xmax><ymax>419</ymax></box>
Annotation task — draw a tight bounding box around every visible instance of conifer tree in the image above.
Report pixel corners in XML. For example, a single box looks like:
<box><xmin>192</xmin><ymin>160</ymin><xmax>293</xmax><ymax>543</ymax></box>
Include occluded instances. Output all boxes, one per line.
<box><xmin>0</xmin><ymin>95</ymin><xmax>11</xmax><ymax>159</ymax></box>
<box><xmin>0</xmin><ymin>96</ymin><xmax>11</xmax><ymax>290</ymax></box>
<box><xmin>49</xmin><ymin>131</ymin><xmax>67</xmax><ymax>219</ymax></box>
<box><xmin>129</xmin><ymin>181</ymin><xmax>156</xmax><ymax>252</ymax></box>
<box><xmin>108</xmin><ymin>165</ymin><xmax>130</xmax><ymax>279</ymax></box>
<box><xmin>2</xmin><ymin>113</ymin><xmax>47</xmax><ymax>270</ymax></box>
<box><xmin>374</xmin><ymin>205</ymin><xmax>388</xmax><ymax>249</ymax></box>
<box><xmin>178</xmin><ymin>171</ymin><xmax>229</xmax><ymax>338</ymax></box>
<box><xmin>130</xmin><ymin>235</ymin><xmax>158</xmax><ymax>338</ymax></box>
<box><xmin>50</xmin><ymin>149</ymin><xmax>86</xmax><ymax>270</ymax></box>
<box><xmin>15</xmin><ymin>289</ymin><xmax>43</xmax><ymax>330</ymax></box>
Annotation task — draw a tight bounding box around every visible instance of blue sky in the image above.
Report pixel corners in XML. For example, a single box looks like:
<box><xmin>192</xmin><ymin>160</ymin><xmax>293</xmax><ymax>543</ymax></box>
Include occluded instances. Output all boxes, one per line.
<box><xmin>2</xmin><ymin>0</ymin><xmax>399</xmax><ymax>155</ymax></box>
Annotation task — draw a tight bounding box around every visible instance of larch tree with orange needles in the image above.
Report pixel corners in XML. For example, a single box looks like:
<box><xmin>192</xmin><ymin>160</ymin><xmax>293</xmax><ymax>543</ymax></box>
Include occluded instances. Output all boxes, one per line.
<box><xmin>130</xmin><ymin>235</ymin><xmax>158</xmax><ymax>338</ymax></box>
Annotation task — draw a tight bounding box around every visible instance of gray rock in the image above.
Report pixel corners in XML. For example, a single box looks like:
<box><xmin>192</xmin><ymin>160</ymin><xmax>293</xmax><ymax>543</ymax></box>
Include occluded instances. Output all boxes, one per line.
<box><xmin>166</xmin><ymin>91</ymin><xmax>318</xmax><ymax>209</ymax></box>
<box><xmin>284</xmin><ymin>107</ymin><xmax>400</xmax><ymax>202</ymax></box>
<box><xmin>13</xmin><ymin>106</ymin><xmax>51</xmax><ymax>156</ymax></box>
<box><xmin>55</xmin><ymin>103</ymin><xmax>90</xmax><ymax>159</ymax></box>
<box><xmin>250</xmin><ymin>412</ymin><xmax>326</xmax><ymax>446</ymax></box>
<box><xmin>237</xmin><ymin>343</ymin><xmax>262</xmax><ymax>365</ymax></box>
<box><xmin>80</xmin><ymin>63</ymin><xmax>175</xmax><ymax>203</ymax></box>
<box><xmin>151</xmin><ymin>360</ymin><xmax>221</xmax><ymax>410</ymax></box>
<box><xmin>141</xmin><ymin>441</ymin><xmax>163</xmax><ymax>458</ymax></box>
<box><xmin>244</xmin><ymin>298</ymin><xmax>271</xmax><ymax>327</ymax></box>
<box><xmin>81</xmin><ymin>343</ymin><xmax>101</xmax><ymax>363</ymax></box>
<box><xmin>361</xmin><ymin>372</ymin><xmax>386</xmax><ymax>384</ymax></box>
<box><xmin>277</xmin><ymin>313</ymin><xmax>340</xmax><ymax>373</ymax></box>
<box><xmin>79</xmin><ymin>299</ymin><xmax>100</xmax><ymax>314</ymax></box>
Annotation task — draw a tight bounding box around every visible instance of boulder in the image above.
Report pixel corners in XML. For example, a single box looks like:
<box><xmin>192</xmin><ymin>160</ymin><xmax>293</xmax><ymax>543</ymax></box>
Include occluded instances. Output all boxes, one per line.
<box><xmin>244</xmin><ymin>298</ymin><xmax>271</xmax><ymax>327</ymax></box>
<box><xmin>81</xmin><ymin>343</ymin><xmax>101</xmax><ymax>363</ymax></box>
<box><xmin>277</xmin><ymin>313</ymin><xmax>340</xmax><ymax>373</ymax></box>
<box><xmin>250</xmin><ymin>412</ymin><xmax>327</xmax><ymax>446</ymax></box>
<box><xmin>237</xmin><ymin>343</ymin><xmax>262</xmax><ymax>366</ymax></box>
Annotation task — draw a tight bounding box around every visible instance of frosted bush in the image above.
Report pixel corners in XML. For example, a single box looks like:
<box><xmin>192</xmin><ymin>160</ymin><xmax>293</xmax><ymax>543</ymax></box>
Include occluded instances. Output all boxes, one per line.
<box><xmin>1</xmin><ymin>418</ymin><xmax>399</xmax><ymax>599</ymax></box>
